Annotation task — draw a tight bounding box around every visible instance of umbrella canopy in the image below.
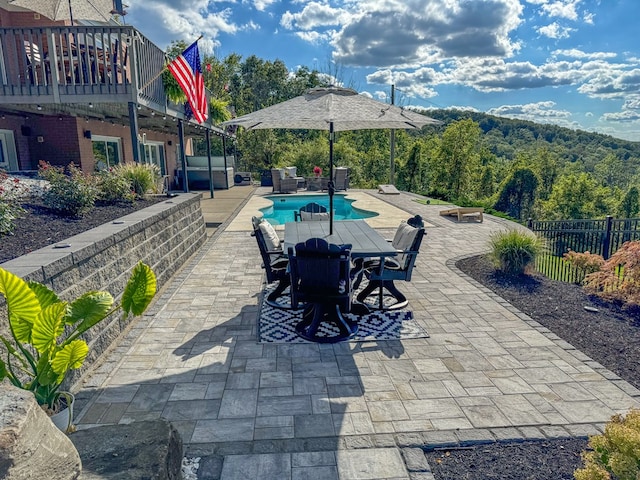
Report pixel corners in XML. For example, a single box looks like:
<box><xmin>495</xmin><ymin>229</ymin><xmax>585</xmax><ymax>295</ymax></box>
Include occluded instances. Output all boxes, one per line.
<box><xmin>222</xmin><ymin>86</ymin><xmax>440</xmax><ymax>233</ymax></box>
<box><xmin>224</xmin><ymin>86</ymin><xmax>439</xmax><ymax>132</ymax></box>
<box><xmin>10</xmin><ymin>0</ymin><xmax>115</xmax><ymax>23</ymax></box>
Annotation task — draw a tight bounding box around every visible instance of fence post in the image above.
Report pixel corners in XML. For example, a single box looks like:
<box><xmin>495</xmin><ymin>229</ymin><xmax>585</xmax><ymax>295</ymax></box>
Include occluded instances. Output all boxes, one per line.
<box><xmin>602</xmin><ymin>215</ymin><xmax>613</xmax><ymax>260</ymax></box>
<box><xmin>527</xmin><ymin>218</ymin><xmax>533</xmax><ymax>229</ymax></box>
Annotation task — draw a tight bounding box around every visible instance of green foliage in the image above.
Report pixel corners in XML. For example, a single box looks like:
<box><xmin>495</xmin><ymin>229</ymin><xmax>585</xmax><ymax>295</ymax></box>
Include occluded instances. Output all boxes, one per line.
<box><xmin>618</xmin><ymin>186</ymin><xmax>639</xmax><ymax>218</ymax></box>
<box><xmin>493</xmin><ymin>168</ymin><xmax>538</xmax><ymax>221</ymax></box>
<box><xmin>583</xmin><ymin>241</ymin><xmax>640</xmax><ymax>309</ymax></box>
<box><xmin>112</xmin><ymin>163</ymin><xmax>160</xmax><ymax>197</ymax></box>
<box><xmin>540</xmin><ymin>172</ymin><xmax>618</xmax><ymax>220</ymax></box>
<box><xmin>95</xmin><ymin>169</ymin><xmax>135</xmax><ymax>203</ymax></box>
<box><xmin>429</xmin><ymin>118</ymin><xmax>482</xmax><ymax>202</ymax></box>
<box><xmin>0</xmin><ymin>262</ymin><xmax>157</xmax><ymax>408</ymax></box>
<box><xmin>39</xmin><ymin>162</ymin><xmax>97</xmax><ymax>217</ymax></box>
<box><xmin>574</xmin><ymin>409</ymin><xmax>640</xmax><ymax>480</ymax></box>
<box><xmin>489</xmin><ymin>229</ymin><xmax>542</xmax><ymax>275</ymax></box>
<box><xmin>209</xmin><ymin>97</ymin><xmax>232</xmax><ymax>124</ymax></box>
<box><xmin>0</xmin><ymin>171</ymin><xmax>27</xmax><ymax>235</ymax></box>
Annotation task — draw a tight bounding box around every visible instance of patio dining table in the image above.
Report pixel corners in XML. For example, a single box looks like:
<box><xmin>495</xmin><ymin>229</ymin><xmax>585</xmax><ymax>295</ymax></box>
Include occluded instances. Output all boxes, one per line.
<box><xmin>284</xmin><ymin>220</ymin><xmax>397</xmax><ymax>341</ymax></box>
<box><xmin>284</xmin><ymin>220</ymin><xmax>396</xmax><ymax>259</ymax></box>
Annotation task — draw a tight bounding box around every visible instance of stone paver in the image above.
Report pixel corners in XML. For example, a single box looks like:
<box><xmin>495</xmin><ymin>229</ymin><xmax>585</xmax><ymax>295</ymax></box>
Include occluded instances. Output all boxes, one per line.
<box><xmin>74</xmin><ymin>188</ymin><xmax>640</xmax><ymax>479</ymax></box>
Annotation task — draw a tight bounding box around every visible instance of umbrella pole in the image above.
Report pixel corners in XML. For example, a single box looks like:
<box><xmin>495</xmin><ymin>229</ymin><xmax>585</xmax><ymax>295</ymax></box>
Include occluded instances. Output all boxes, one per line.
<box><xmin>329</xmin><ymin>122</ymin><xmax>335</xmax><ymax>235</ymax></box>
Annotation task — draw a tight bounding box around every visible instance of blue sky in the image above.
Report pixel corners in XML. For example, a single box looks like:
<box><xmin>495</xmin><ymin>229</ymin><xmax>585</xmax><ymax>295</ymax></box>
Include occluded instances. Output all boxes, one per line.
<box><xmin>124</xmin><ymin>0</ymin><xmax>640</xmax><ymax>142</ymax></box>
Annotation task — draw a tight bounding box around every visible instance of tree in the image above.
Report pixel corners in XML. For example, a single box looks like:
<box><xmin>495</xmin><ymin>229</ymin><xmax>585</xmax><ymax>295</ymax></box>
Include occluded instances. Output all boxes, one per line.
<box><xmin>618</xmin><ymin>186</ymin><xmax>640</xmax><ymax>218</ymax></box>
<box><xmin>402</xmin><ymin>143</ymin><xmax>423</xmax><ymax>193</ymax></box>
<box><xmin>493</xmin><ymin>168</ymin><xmax>538</xmax><ymax>220</ymax></box>
<box><xmin>431</xmin><ymin>118</ymin><xmax>481</xmax><ymax>201</ymax></box>
<box><xmin>594</xmin><ymin>153</ymin><xmax>627</xmax><ymax>190</ymax></box>
<box><xmin>539</xmin><ymin>172</ymin><xmax>618</xmax><ymax>220</ymax></box>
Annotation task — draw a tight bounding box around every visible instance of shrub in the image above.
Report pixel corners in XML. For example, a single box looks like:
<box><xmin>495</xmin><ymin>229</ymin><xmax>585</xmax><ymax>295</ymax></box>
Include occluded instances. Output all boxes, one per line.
<box><xmin>574</xmin><ymin>408</ymin><xmax>640</xmax><ymax>480</ymax></box>
<box><xmin>112</xmin><ymin>163</ymin><xmax>160</xmax><ymax>197</ymax></box>
<box><xmin>583</xmin><ymin>241</ymin><xmax>640</xmax><ymax>309</ymax></box>
<box><xmin>489</xmin><ymin>229</ymin><xmax>542</xmax><ymax>275</ymax></box>
<box><xmin>39</xmin><ymin>161</ymin><xmax>97</xmax><ymax>217</ymax></box>
<box><xmin>95</xmin><ymin>168</ymin><xmax>135</xmax><ymax>203</ymax></box>
<box><xmin>0</xmin><ymin>171</ymin><xmax>26</xmax><ymax>235</ymax></box>
<box><xmin>563</xmin><ymin>250</ymin><xmax>605</xmax><ymax>283</ymax></box>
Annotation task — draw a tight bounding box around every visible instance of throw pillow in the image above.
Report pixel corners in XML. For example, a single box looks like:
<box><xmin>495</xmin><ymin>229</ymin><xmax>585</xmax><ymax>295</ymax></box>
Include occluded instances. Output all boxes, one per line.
<box><xmin>259</xmin><ymin>221</ymin><xmax>282</xmax><ymax>253</ymax></box>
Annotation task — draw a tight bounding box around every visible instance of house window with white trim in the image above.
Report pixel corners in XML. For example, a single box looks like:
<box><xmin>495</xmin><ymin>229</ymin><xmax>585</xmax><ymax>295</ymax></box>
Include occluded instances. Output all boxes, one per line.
<box><xmin>92</xmin><ymin>136</ymin><xmax>122</xmax><ymax>170</ymax></box>
<box><xmin>0</xmin><ymin>130</ymin><xmax>18</xmax><ymax>172</ymax></box>
<box><xmin>141</xmin><ymin>141</ymin><xmax>166</xmax><ymax>176</ymax></box>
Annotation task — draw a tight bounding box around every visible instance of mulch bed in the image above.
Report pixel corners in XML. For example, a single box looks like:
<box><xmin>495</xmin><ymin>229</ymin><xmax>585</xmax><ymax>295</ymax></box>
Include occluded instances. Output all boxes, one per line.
<box><xmin>424</xmin><ymin>254</ymin><xmax>640</xmax><ymax>480</ymax></box>
<box><xmin>0</xmin><ymin>198</ymin><xmax>165</xmax><ymax>264</ymax></box>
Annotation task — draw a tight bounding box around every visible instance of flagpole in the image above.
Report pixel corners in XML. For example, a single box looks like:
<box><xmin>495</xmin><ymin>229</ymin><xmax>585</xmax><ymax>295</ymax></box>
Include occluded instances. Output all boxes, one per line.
<box><xmin>140</xmin><ymin>35</ymin><xmax>204</xmax><ymax>92</ymax></box>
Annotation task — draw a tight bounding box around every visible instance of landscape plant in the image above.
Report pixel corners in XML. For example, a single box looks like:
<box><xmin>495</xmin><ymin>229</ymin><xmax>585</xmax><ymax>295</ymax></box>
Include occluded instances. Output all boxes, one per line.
<box><xmin>38</xmin><ymin>161</ymin><xmax>97</xmax><ymax>216</ymax></box>
<box><xmin>0</xmin><ymin>171</ymin><xmax>26</xmax><ymax>235</ymax></box>
<box><xmin>583</xmin><ymin>241</ymin><xmax>640</xmax><ymax>309</ymax></box>
<box><xmin>563</xmin><ymin>250</ymin><xmax>605</xmax><ymax>284</ymax></box>
<box><xmin>111</xmin><ymin>162</ymin><xmax>161</xmax><ymax>197</ymax></box>
<box><xmin>95</xmin><ymin>168</ymin><xmax>135</xmax><ymax>203</ymax></box>
<box><xmin>574</xmin><ymin>408</ymin><xmax>640</xmax><ymax>480</ymax></box>
<box><xmin>489</xmin><ymin>229</ymin><xmax>542</xmax><ymax>275</ymax></box>
<box><xmin>0</xmin><ymin>262</ymin><xmax>157</xmax><ymax>410</ymax></box>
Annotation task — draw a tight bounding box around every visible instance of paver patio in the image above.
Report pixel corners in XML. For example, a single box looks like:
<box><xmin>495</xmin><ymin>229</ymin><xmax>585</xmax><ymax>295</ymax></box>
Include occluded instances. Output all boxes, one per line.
<box><xmin>75</xmin><ymin>188</ymin><xmax>640</xmax><ymax>479</ymax></box>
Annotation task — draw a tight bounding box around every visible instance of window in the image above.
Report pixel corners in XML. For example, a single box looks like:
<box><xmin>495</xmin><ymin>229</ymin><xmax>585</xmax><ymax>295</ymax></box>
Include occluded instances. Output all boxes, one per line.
<box><xmin>92</xmin><ymin>136</ymin><xmax>121</xmax><ymax>169</ymax></box>
<box><xmin>141</xmin><ymin>141</ymin><xmax>166</xmax><ymax>176</ymax></box>
<box><xmin>0</xmin><ymin>130</ymin><xmax>18</xmax><ymax>171</ymax></box>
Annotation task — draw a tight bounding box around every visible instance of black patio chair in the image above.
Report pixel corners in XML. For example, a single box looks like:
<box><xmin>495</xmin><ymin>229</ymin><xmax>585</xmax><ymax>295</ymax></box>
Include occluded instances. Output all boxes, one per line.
<box><xmin>287</xmin><ymin>238</ymin><xmax>358</xmax><ymax>342</ymax></box>
<box><xmin>294</xmin><ymin>202</ymin><xmax>328</xmax><ymax>221</ymax></box>
<box><xmin>356</xmin><ymin>217</ymin><xmax>426</xmax><ymax>310</ymax></box>
<box><xmin>251</xmin><ymin>217</ymin><xmax>290</xmax><ymax>308</ymax></box>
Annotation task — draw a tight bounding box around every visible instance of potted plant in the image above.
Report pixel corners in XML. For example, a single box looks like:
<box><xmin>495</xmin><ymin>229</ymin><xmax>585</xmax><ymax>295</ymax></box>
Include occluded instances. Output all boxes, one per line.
<box><xmin>313</xmin><ymin>166</ymin><xmax>322</xmax><ymax>178</ymax></box>
<box><xmin>0</xmin><ymin>262</ymin><xmax>157</xmax><ymax>431</ymax></box>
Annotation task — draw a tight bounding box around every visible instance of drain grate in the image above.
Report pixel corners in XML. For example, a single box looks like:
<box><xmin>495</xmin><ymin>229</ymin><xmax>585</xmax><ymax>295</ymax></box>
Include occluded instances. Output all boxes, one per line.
<box><xmin>205</xmin><ymin>222</ymin><xmax>223</xmax><ymax>228</ymax></box>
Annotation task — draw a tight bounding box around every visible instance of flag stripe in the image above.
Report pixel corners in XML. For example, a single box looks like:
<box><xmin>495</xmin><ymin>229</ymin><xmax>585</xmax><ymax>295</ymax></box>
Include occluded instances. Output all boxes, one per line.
<box><xmin>167</xmin><ymin>41</ymin><xmax>208</xmax><ymax>123</ymax></box>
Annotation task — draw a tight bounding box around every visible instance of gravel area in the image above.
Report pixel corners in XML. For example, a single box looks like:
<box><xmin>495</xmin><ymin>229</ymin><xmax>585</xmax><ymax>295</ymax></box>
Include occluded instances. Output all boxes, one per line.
<box><xmin>424</xmin><ymin>254</ymin><xmax>640</xmax><ymax>480</ymax></box>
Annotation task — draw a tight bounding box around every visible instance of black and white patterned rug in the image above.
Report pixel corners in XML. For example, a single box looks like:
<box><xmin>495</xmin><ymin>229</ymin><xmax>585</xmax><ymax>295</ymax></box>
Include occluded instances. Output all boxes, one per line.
<box><xmin>258</xmin><ymin>284</ymin><xmax>429</xmax><ymax>343</ymax></box>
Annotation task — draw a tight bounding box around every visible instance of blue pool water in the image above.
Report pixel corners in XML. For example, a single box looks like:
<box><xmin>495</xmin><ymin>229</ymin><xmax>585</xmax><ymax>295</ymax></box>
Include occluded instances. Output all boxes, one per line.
<box><xmin>260</xmin><ymin>194</ymin><xmax>378</xmax><ymax>225</ymax></box>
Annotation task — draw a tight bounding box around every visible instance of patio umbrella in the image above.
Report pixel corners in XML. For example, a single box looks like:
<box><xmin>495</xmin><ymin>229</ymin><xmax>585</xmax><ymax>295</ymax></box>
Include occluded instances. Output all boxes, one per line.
<box><xmin>10</xmin><ymin>0</ymin><xmax>115</xmax><ymax>24</ymax></box>
<box><xmin>222</xmin><ymin>86</ymin><xmax>440</xmax><ymax>234</ymax></box>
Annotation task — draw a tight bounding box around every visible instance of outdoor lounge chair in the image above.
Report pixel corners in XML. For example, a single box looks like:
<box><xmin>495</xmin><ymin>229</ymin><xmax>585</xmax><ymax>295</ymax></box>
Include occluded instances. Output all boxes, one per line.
<box><xmin>333</xmin><ymin>167</ymin><xmax>349</xmax><ymax>191</ymax></box>
<box><xmin>294</xmin><ymin>202</ymin><xmax>328</xmax><ymax>221</ymax></box>
<box><xmin>288</xmin><ymin>238</ymin><xmax>358</xmax><ymax>342</ymax></box>
<box><xmin>271</xmin><ymin>168</ymin><xmax>298</xmax><ymax>193</ymax></box>
<box><xmin>251</xmin><ymin>216</ymin><xmax>290</xmax><ymax>308</ymax></box>
<box><xmin>356</xmin><ymin>217</ymin><xmax>425</xmax><ymax>310</ymax></box>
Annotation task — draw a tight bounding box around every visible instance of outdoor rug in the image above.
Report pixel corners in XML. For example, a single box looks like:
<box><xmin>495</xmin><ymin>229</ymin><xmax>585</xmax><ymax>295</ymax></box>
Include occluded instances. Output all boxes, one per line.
<box><xmin>258</xmin><ymin>284</ymin><xmax>429</xmax><ymax>343</ymax></box>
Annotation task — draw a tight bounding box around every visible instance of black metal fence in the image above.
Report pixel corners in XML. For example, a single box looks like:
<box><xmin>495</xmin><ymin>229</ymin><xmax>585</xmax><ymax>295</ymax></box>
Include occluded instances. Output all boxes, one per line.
<box><xmin>527</xmin><ymin>216</ymin><xmax>640</xmax><ymax>283</ymax></box>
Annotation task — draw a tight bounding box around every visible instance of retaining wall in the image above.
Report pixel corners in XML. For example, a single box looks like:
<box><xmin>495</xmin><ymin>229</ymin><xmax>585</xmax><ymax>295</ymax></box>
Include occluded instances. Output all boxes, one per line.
<box><xmin>0</xmin><ymin>193</ymin><xmax>207</xmax><ymax>388</ymax></box>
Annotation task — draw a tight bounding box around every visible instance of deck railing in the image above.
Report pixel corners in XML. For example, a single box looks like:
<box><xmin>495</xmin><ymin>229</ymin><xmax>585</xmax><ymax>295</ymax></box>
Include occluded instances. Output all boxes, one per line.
<box><xmin>0</xmin><ymin>25</ymin><xmax>167</xmax><ymax>108</ymax></box>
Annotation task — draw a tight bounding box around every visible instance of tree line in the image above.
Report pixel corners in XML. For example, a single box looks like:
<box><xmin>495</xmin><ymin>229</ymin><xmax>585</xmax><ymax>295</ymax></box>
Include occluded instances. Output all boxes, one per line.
<box><xmin>173</xmin><ymin>46</ymin><xmax>640</xmax><ymax>222</ymax></box>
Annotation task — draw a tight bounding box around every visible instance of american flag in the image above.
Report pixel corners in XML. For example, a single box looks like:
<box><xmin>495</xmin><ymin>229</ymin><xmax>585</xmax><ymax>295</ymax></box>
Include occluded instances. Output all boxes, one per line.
<box><xmin>167</xmin><ymin>40</ymin><xmax>208</xmax><ymax>123</ymax></box>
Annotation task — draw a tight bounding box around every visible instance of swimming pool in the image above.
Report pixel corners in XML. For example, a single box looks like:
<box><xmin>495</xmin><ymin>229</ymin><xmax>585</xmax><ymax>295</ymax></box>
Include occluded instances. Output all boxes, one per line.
<box><xmin>260</xmin><ymin>194</ymin><xmax>378</xmax><ymax>225</ymax></box>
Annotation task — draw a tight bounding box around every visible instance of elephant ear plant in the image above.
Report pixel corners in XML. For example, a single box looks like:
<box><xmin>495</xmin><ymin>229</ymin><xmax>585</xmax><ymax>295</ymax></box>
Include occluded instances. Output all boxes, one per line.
<box><xmin>0</xmin><ymin>262</ymin><xmax>157</xmax><ymax>411</ymax></box>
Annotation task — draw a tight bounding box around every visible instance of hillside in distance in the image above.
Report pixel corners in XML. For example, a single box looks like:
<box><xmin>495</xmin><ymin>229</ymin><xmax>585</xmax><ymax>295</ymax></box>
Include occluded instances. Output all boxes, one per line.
<box><xmin>425</xmin><ymin>109</ymin><xmax>640</xmax><ymax>165</ymax></box>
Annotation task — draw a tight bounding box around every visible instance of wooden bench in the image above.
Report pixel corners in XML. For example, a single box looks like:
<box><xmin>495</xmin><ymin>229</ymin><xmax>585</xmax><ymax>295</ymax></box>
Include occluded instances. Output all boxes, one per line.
<box><xmin>439</xmin><ymin>207</ymin><xmax>484</xmax><ymax>222</ymax></box>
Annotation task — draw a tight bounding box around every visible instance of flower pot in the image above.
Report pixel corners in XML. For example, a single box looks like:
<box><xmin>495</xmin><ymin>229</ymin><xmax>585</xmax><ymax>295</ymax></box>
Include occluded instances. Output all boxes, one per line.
<box><xmin>49</xmin><ymin>392</ymin><xmax>74</xmax><ymax>433</ymax></box>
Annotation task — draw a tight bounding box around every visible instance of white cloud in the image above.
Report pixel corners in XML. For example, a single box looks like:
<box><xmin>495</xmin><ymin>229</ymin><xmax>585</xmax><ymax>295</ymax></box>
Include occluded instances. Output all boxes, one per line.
<box><xmin>537</xmin><ymin>22</ymin><xmax>573</xmax><ymax>39</ymax></box>
<box><xmin>487</xmin><ymin>101</ymin><xmax>575</xmax><ymax>126</ymax></box>
<box><xmin>540</xmin><ymin>0</ymin><xmax>581</xmax><ymax>21</ymax></box>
